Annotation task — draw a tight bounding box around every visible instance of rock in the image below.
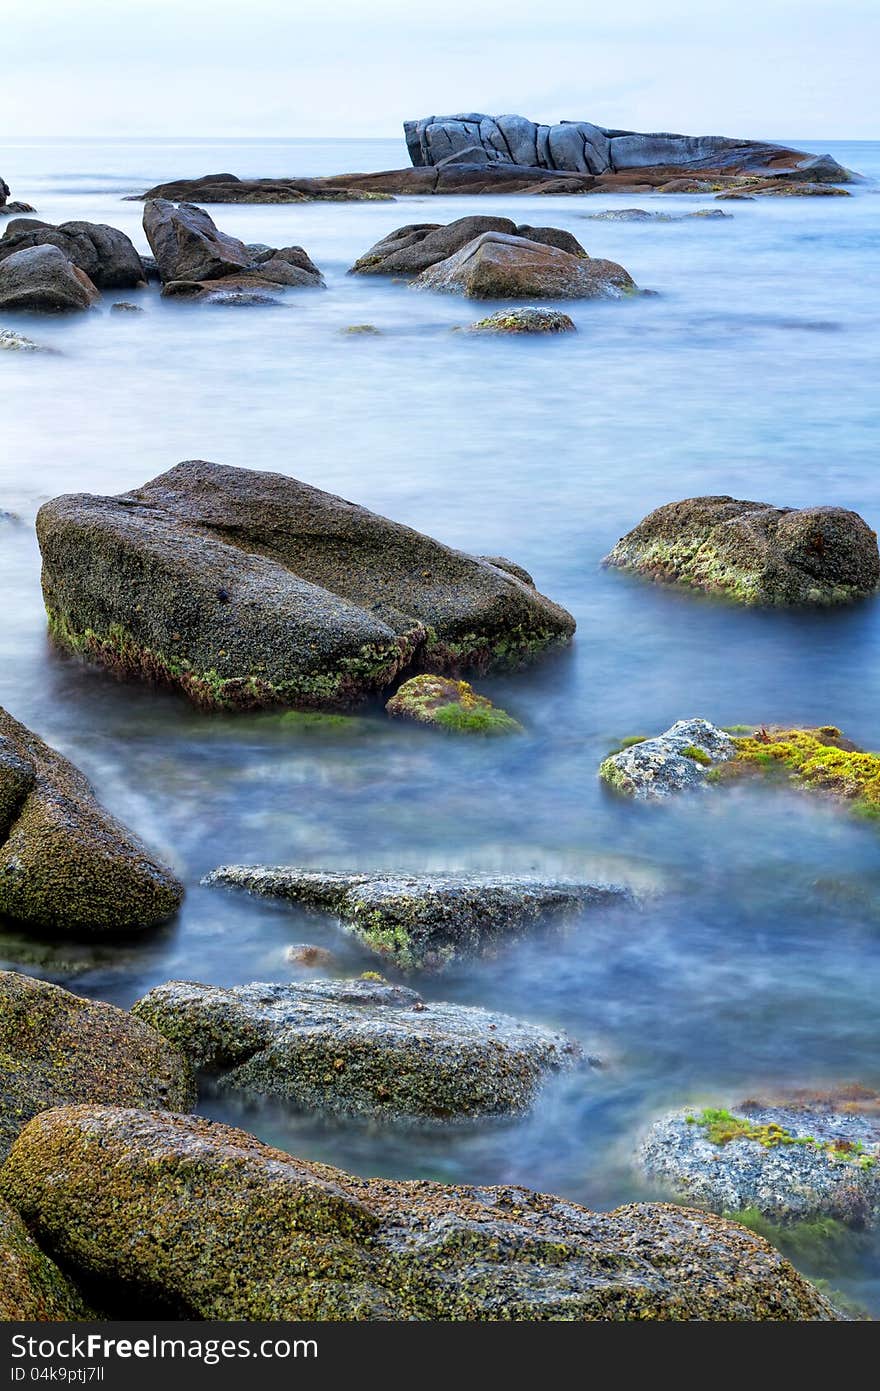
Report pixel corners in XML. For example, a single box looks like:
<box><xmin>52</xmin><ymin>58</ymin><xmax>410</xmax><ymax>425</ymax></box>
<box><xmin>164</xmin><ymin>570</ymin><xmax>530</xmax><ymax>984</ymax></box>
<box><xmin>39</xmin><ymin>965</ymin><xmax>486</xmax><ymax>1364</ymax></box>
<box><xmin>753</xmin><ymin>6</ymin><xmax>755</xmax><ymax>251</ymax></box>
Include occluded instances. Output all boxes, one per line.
<box><xmin>0</xmin><ymin>176</ymin><xmax>8</xmax><ymax>205</ymax></box>
<box><xmin>641</xmin><ymin>1093</ymin><xmax>880</xmax><ymax>1228</ymax></box>
<box><xmin>715</xmin><ymin>192</ymin><xmax>757</xmax><ymax>201</ymax></box>
<box><xmin>583</xmin><ymin>207</ymin><xmax>731</xmax><ymax>222</ymax></box>
<box><xmin>0</xmin><ymin>201</ymin><xmax>37</xmax><ymax>215</ymax></box>
<box><xmin>0</xmin><ymin>218</ymin><xmax>146</xmax><ymax>289</ymax></box>
<box><xmin>0</xmin><ymin>328</ymin><xmax>43</xmax><ymax>351</ymax></box>
<box><xmin>350</xmin><ymin>217</ymin><xmax>587</xmax><ymax>277</ymax></box>
<box><xmin>204</xmin><ymin>867</ymin><xmax>630</xmax><ymax>972</ymax></box>
<box><xmin>161</xmin><ymin>276</ymin><xmax>282</xmax><ymax>305</ymax></box>
<box><xmin>132</xmin><ymin>977</ymin><xmax>582</xmax><ymax>1121</ymax></box>
<box><xmin>0</xmin><ymin>970</ymin><xmax>194</xmax><ymax>1161</ymax></box>
<box><xmin>599</xmin><ymin>719</ymin><xmax>737</xmax><ymax>800</ymax></box>
<box><xmin>285</xmin><ymin>943</ymin><xmax>338</xmax><ymax>967</ymax></box>
<box><xmin>386</xmin><ymin>674</ymin><xmax>522</xmax><ymax>735</ymax></box>
<box><xmin>142</xmin><ymin>200</ymin><xmax>323</xmax><ymax>294</ymax></box>
<box><xmin>0</xmin><ymin>1106</ymin><xmax>838</xmax><ymax>1319</ymax></box>
<box><xmin>744</xmin><ymin>181</ymin><xmax>851</xmax><ymax>197</ymax></box>
<box><xmin>414</xmin><ymin>232</ymin><xmax>636</xmax><ymax>300</ymax></box>
<box><xmin>0</xmin><ymin>703</ymin><xmax>183</xmax><ymax>932</ymax></box>
<box><xmin>342</xmin><ymin>323</ymin><xmax>381</xmax><ymax>335</ymax></box>
<box><xmin>464</xmin><ymin>307</ymin><xmax>576</xmax><ymax>334</ymax></box>
<box><xmin>717</xmin><ymin>724</ymin><xmax>880</xmax><ymax>822</ymax></box>
<box><xmin>111</xmin><ymin>301</ymin><xmax>143</xmax><ymax>312</ymax></box>
<box><xmin>0</xmin><ymin>245</ymin><xmax>99</xmax><ymax>312</ymax></box>
<box><xmin>602</xmin><ymin>495</ymin><xmax>880</xmax><ymax>605</ymax></box>
<box><xmin>37</xmin><ymin>459</ymin><xmax>574</xmax><ymax>711</ymax></box>
<box><xmin>134</xmin><ymin>174</ymin><xmax>394</xmax><ymax>203</ymax></box>
<box><xmin>0</xmin><ymin>1198</ymin><xmax>94</xmax><ymax>1320</ymax></box>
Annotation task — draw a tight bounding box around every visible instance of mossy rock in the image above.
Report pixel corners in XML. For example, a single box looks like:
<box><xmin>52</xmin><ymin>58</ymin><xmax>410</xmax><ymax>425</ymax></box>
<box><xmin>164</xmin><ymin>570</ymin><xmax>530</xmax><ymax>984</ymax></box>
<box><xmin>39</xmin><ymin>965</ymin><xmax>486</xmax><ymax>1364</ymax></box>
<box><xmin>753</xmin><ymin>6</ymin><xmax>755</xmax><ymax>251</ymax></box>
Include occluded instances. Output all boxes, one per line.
<box><xmin>726</xmin><ymin>725</ymin><xmax>880</xmax><ymax>822</ymax></box>
<box><xmin>0</xmin><ymin>1198</ymin><xmax>95</xmax><ymax>1320</ymax></box>
<box><xmin>0</xmin><ymin>1106</ymin><xmax>839</xmax><ymax>1320</ymax></box>
<box><xmin>386</xmin><ymin>674</ymin><xmax>522</xmax><ymax>736</ymax></box>
<box><xmin>0</xmin><ymin>705</ymin><xmax>182</xmax><ymax>933</ymax></box>
<box><xmin>0</xmin><ymin>970</ymin><xmax>195</xmax><ymax>1161</ymax></box>
<box><xmin>464</xmin><ymin>307</ymin><xmax>575</xmax><ymax>334</ymax></box>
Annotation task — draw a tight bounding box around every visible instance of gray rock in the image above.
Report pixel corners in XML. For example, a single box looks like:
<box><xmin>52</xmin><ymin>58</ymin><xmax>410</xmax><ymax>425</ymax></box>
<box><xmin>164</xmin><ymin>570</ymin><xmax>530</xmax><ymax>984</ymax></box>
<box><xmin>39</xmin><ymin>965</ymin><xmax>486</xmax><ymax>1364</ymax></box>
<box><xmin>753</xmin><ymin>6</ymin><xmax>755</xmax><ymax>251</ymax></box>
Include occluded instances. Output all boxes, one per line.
<box><xmin>464</xmin><ymin>307</ymin><xmax>576</xmax><ymax>335</ymax></box>
<box><xmin>203</xmin><ymin>867</ymin><xmax>631</xmax><ymax>972</ymax></box>
<box><xmin>0</xmin><ymin>176</ymin><xmax>8</xmax><ymax>206</ymax></box>
<box><xmin>583</xmin><ymin>208</ymin><xmax>731</xmax><ymax>223</ymax></box>
<box><xmin>0</xmin><ymin>202</ymin><xmax>37</xmax><ymax>216</ymax></box>
<box><xmin>36</xmin><ymin>459</ymin><xmax>575</xmax><ymax>712</ymax></box>
<box><xmin>350</xmin><ymin>217</ymin><xmax>587</xmax><ymax>277</ymax></box>
<box><xmin>603</xmin><ymin>495</ymin><xmax>880</xmax><ymax>605</ymax></box>
<box><xmin>641</xmin><ymin>1095</ymin><xmax>880</xmax><ymax>1227</ymax></box>
<box><xmin>132</xmin><ymin>977</ymin><xmax>583</xmax><ymax>1121</ymax></box>
<box><xmin>143</xmin><ymin>201</ymin><xmax>322</xmax><ymax>292</ymax></box>
<box><xmin>0</xmin><ymin>218</ymin><xmax>146</xmax><ymax>289</ymax></box>
<box><xmin>0</xmin><ymin>245</ymin><xmax>99</xmax><ymax>312</ymax></box>
<box><xmin>110</xmin><ymin>301</ymin><xmax>143</xmax><ymax>313</ymax></box>
<box><xmin>0</xmin><ymin>329</ymin><xmax>43</xmax><ymax>351</ymax></box>
<box><xmin>413</xmin><ymin>232</ymin><xmax>635</xmax><ymax>301</ymax></box>
<box><xmin>599</xmin><ymin>719</ymin><xmax>737</xmax><ymax>800</ymax></box>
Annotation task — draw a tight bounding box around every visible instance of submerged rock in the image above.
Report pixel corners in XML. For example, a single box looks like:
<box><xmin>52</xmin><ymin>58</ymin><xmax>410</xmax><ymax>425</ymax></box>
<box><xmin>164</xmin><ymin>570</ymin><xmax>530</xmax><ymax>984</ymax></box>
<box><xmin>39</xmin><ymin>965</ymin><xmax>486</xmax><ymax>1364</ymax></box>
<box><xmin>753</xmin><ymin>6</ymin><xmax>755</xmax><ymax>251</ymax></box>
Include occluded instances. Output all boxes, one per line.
<box><xmin>37</xmin><ymin>459</ymin><xmax>574</xmax><ymax>711</ymax></box>
<box><xmin>350</xmin><ymin>217</ymin><xmax>587</xmax><ymax>276</ymax></box>
<box><xmin>143</xmin><ymin>200</ymin><xmax>323</xmax><ymax>297</ymax></box>
<box><xmin>204</xmin><ymin>867</ymin><xmax>630</xmax><ymax>972</ymax></box>
<box><xmin>583</xmin><ymin>207</ymin><xmax>731</xmax><ymax>222</ymax></box>
<box><xmin>0</xmin><ymin>245</ymin><xmax>100</xmax><ymax>312</ymax></box>
<box><xmin>603</xmin><ymin>495</ymin><xmax>880</xmax><ymax>605</ymax></box>
<box><xmin>132</xmin><ymin>977</ymin><xmax>582</xmax><ymax>1121</ymax></box>
<box><xmin>641</xmin><ymin>1093</ymin><xmax>880</xmax><ymax>1227</ymax></box>
<box><xmin>0</xmin><ymin>201</ymin><xmax>37</xmax><ymax>215</ymax></box>
<box><xmin>386</xmin><ymin>674</ymin><xmax>522</xmax><ymax>735</ymax></box>
<box><xmin>0</xmin><ymin>217</ymin><xmax>146</xmax><ymax>289</ymax></box>
<box><xmin>111</xmin><ymin>301</ymin><xmax>144</xmax><ymax>313</ymax></box>
<box><xmin>0</xmin><ymin>1199</ymin><xmax>94</xmax><ymax>1320</ymax></box>
<box><xmin>0</xmin><ymin>329</ymin><xmax>43</xmax><ymax>351</ymax></box>
<box><xmin>0</xmin><ymin>971</ymin><xmax>194</xmax><ymax>1161</ymax></box>
<box><xmin>414</xmin><ymin>232</ymin><xmax>635</xmax><ymax>300</ymax></box>
<box><xmin>0</xmin><ymin>704</ymin><xmax>183</xmax><ymax>933</ymax></box>
<box><xmin>464</xmin><ymin>307</ymin><xmax>576</xmax><ymax>334</ymax></box>
<box><xmin>599</xmin><ymin>719</ymin><xmax>737</xmax><ymax>800</ymax></box>
<box><xmin>0</xmin><ymin>1106</ymin><xmax>838</xmax><ymax>1320</ymax></box>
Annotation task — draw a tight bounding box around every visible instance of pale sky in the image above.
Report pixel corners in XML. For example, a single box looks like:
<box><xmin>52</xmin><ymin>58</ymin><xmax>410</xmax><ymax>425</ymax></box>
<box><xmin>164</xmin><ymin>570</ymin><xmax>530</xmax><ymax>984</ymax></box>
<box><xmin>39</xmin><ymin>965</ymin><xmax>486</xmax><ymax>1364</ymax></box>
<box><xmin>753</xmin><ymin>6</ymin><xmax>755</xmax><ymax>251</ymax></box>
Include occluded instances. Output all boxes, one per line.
<box><xmin>2</xmin><ymin>0</ymin><xmax>877</xmax><ymax>141</ymax></box>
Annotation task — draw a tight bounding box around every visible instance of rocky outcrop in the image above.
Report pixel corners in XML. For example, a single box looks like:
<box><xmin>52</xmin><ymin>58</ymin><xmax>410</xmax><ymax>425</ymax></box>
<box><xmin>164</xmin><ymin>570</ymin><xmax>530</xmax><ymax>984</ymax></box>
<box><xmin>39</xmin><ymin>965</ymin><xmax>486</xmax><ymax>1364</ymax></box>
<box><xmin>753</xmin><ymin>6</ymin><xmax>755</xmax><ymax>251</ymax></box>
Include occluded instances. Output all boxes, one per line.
<box><xmin>37</xmin><ymin>459</ymin><xmax>574</xmax><ymax>711</ymax></box>
<box><xmin>142</xmin><ymin>201</ymin><xmax>323</xmax><ymax>299</ymax></box>
<box><xmin>0</xmin><ymin>201</ymin><xmax>37</xmax><ymax>216</ymax></box>
<box><xmin>405</xmin><ymin>115</ymin><xmax>854</xmax><ymax>183</ymax></box>
<box><xmin>0</xmin><ymin>971</ymin><xmax>194</xmax><ymax>1161</ymax></box>
<box><xmin>0</xmin><ymin>218</ymin><xmax>146</xmax><ymax>289</ymax></box>
<box><xmin>599</xmin><ymin>719</ymin><xmax>737</xmax><ymax>800</ymax></box>
<box><xmin>132</xmin><ymin>977</ymin><xmax>581</xmax><ymax>1121</ymax></box>
<box><xmin>0</xmin><ymin>245</ymin><xmax>99</xmax><ymax>312</ymax></box>
<box><xmin>603</xmin><ymin>496</ymin><xmax>880</xmax><ymax>605</ymax></box>
<box><xmin>204</xmin><ymin>868</ymin><xmax>630</xmax><ymax>972</ymax></box>
<box><xmin>0</xmin><ymin>704</ymin><xmax>183</xmax><ymax>932</ymax></box>
<box><xmin>584</xmin><ymin>208</ymin><xmax>731</xmax><ymax>222</ymax></box>
<box><xmin>350</xmin><ymin>216</ymin><xmax>587</xmax><ymax>276</ymax></box>
<box><xmin>641</xmin><ymin>1092</ymin><xmax>880</xmax><ymax>1228</ymax></box>
<box><xmin>0</xmin><ymin>1199</ymin><xmax>94</xmax><ymax>1320</ymax></box>
<box><xmin>464</xmin><ymin>307</ymin><xmax>576</xmax><ymax>333</ymax></box>
<box><xmin>414</xmin><ymin>232</ymin><xmax>635</xmax><ymax>300</ymax></box>
<box><xmin>0</xmin><ymin>175</ymin><xmax>8</xmax><ymax>206</ymax></box>
<box><xmin>134</xmin><ymin>174</ymin><xmax>394</xmax><ymax>203</ymax></box>
<box><xmin>0</xmin><ymin>1107</ymin><xmax>838</xmax><ymax>1320</ymax></box>
<box><xmin>386</xmin><ymin>674</ymin><xmax>522</xmax><ymax>734</ymax></box>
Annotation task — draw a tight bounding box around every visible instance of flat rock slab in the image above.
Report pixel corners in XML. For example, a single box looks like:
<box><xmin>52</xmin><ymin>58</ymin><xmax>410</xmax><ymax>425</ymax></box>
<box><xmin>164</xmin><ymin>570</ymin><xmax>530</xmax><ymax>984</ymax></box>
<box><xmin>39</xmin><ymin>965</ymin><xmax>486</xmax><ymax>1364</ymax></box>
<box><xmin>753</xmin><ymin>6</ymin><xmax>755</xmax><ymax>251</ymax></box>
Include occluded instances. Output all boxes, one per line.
<box><xmin>603</xmin><ymin>495</ymin><xmax>880</xmax><ymax>605</ymax></box>
<box><xmin>37</xmin><ymin>459</ymin><xmax>574</xmax><ymax>712</ymax></box>
<box><xmin>132</xmin><ymin>977</ymin><xmax>583</xmax><ymax>1121</ymax></box>
<box><xmin>0</xmin><ymin>1107</ymin><xmax>838</xmax><ymax>1319</ymax></box>
<box><xmin>599</xmin><ymin>719</ymin><xmax>737</xmax><ymax>801</ymax></box>
<box><xmin>641</xmin><ymin>1096</ymin><xmax>880</xmax><ymax>1227</ymax></box>
<box><xmin>135</xmin><ymin>175</ymin><xmax>394</xmax><ymax>203</ymax></box>
<box><xmin>413</xmin><ymin>231</ymin><xmax>635</xmax><ymax>300</ymax></box>
<box><xmin>204</xmin><ymin>867</ymin><xmax>631</xmax><ymax>971</ymax></box>
<box><xmin>0</xmin><ymin>970</ymin><xmax>194</xmax><ymax>1161</ymax></box>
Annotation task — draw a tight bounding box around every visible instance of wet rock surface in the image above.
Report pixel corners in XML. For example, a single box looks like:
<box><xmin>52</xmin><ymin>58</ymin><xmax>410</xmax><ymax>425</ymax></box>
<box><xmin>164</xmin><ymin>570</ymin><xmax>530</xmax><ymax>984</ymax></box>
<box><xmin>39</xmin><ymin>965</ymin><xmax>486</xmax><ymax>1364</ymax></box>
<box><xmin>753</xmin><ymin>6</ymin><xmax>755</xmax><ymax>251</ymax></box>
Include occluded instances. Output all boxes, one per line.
<box><xmin>132</xmin><ymin>977</ymin><xmax>582</xmax><ymax>1121</ymax></box>
<box><xmin>599</xmin><ymin>719</ymin><xmax>737</xmax><ymax>800</ymax></box>
<box><xmin>0</xmin><ymin>1198</ymin><xmax>94</xmax><ymax>1320</ymax></box>
<box><xmin>0</xmin><ymin>217</ymin><xmax>146</xmax><ymax>289</ymax></box>
<box><xmin>37</xmin><ymin>459</ymin><xmax>575</xmax><ymax>711</ymax></box>
<box><xmin>0</xmin><ymin>1106</ymin><xmax>839</xmax><ymax>1320</ymax></box>
<box><xmin>413</xmin><ymin>232</ymin><xmax>636</xmax><ymax>300</ymax></box>
<box><xmin>603</xmin><ymin>495</ymin><xmax>880</xmax><ymax>605</ymax></box>
<box><xmin>0</xmin><ymin>245</ymin><xmax>100</xmax><ymax>312</ymax></box>
<box><xmin>204</xmin><ymin>867</ymin><xmax>631</xmax><ymax>972</ymax></box>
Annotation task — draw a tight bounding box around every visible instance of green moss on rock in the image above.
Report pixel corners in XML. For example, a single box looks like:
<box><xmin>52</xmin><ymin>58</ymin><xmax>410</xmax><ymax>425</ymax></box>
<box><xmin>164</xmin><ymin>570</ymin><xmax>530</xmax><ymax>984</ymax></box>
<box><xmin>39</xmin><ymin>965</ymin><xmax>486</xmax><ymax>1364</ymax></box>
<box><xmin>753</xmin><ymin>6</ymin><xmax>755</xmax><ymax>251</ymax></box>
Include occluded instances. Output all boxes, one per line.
<box><xmin>386</xmin><ymin>674</ymin><xmax>522</xmax><ymax>736</ymax></box>
<box><xmin>725</xmin><ymin>726</ymin><xmax>880</xmax><ymax>822</ymax></box>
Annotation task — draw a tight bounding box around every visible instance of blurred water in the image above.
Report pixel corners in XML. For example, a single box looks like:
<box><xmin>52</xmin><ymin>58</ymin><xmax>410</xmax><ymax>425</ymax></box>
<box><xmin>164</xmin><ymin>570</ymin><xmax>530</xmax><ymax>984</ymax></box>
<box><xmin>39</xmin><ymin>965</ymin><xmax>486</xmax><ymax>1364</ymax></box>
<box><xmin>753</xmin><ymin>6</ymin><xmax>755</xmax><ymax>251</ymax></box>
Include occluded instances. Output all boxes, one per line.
<box><xmin>1</xmin><ymin>136</ymin><xmax>879</xmax><ymax>1311</ymax></box>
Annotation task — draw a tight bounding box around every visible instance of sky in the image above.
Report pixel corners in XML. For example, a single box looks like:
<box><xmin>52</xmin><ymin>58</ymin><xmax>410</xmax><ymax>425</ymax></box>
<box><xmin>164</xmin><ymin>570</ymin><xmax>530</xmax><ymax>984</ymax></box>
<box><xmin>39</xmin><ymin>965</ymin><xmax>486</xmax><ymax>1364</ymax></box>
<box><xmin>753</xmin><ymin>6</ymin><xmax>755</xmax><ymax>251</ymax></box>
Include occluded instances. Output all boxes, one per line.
<box><xmin>2</xmin><ymin>0</ymin><xmax>877</xmax><ymax>142</ymax></box>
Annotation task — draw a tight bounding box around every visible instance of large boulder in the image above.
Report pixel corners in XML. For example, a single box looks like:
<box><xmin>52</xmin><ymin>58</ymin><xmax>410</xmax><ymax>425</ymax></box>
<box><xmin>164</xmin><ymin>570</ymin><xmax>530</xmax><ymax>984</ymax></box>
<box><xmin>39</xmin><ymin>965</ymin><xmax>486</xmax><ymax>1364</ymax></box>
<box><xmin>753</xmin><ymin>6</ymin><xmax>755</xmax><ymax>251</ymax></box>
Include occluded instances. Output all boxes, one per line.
<box><xmin>603</xmin><ymin>496</ymin><xmax>880</xmax><ymax>605</ymax></box>
<box><xmin>0</xmin><ymin>1107</ymin><xmax>838</xmax><ymax>1320</ymax></box>
<box><xmin>204</xmin><ymin>867</ymin><xmax>630</xmax><ymax>972</ymax></box>
<box><xmin>0</xmin><ymin>1199</ymin><xmax>94</xmax><ymax>1320</ymax></box>
<box><xmin>350</xmin><ymin>216</ymin><xmax>587</xmax><ymax>276</ymax></box>
<box><xmin>0</xmin><ymin>971</ymin><xmax>194</xmax><ymax>1161</ymax></box>
<box><xmin>599</xmin><ymin>719</ymin><xmax>737</xmax><ymax>800</ymax></box>
<box><xmin>132</xmin><ymin>977</ymin><xmax>582</xmax><ymax>1121</ymax></box>
<box><xmin>0</xmin><ymin>245</ymin><xmax>99</xmax><ymax>312</ymax></box>
<box><xmin>142</xmin><ymin>200</ymin><xmax>322</xmax><ymax>296</ymax></box>
<box><xmin>413</xmin><ymin>232</ymin><xmax>636</xmax><ymax>300</ymax></box>
<box><xmin>641</xmin><ymin>1091</ymin><xmax>880</xmax><ymax>1228</ymax></box>
<box><xmin>36</xmin><ymin>460</ymin><xmax>575</xmax><ymax>711</ymax></box>
<box><xmin>0</xmin><ymin>217</ymin><xmax>146</xmax><ymax>289</ymax></box>
<box><xmin>0</xmin><ymin>704</ymin><xmax>183</xmax><ymax>932</ymax></box>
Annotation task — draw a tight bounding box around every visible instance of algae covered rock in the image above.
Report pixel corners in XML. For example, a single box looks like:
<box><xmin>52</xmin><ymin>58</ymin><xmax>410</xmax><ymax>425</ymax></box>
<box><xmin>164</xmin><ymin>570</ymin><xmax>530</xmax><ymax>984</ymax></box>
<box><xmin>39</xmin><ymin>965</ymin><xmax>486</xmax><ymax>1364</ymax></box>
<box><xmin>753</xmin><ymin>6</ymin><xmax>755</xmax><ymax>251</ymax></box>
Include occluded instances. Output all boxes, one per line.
<box><xmin>0</xmin><ymin>1198</ymin><xmax>94</xmax><ymax>1320</ymax></box>
<box><xmin>37</xmin><ymin>459</ymin><xmax>574</xmax><ymax>712</ymax></box>
<box><xmin>132</xmin><ymin>977</ymin><xmax>582</xmax><ymax>1121</ymax></box>
<box><xmin>603</xmin><ymin>495</ymin><xmax>880</xmax><ymax>605</ymax></box>
<box><xmin>386</xmin><ymin>674</ymin><xmax>522</xmax><ymax>735</ymax></box>
<box><xmin>0</xmin><ymin>970</ymin><xmax>195</xmax><ymax>1161</ymax></box>
<box><xmin>204</xmin><ymin>867</ymin><xmax>630</xmax><ymax>972</ymax></box>
<box><xmin>0</xmin><ymin>1106</ymin><xmax>838</xmax><ymax>1320</ymax></box>
<box><xmin>414</xmin><ymin>231</ymin><xmax>635</xmax><ymax>300</ymax></box>
<box><xmin>0</xmin><ymin>705</ymin><xmax>183</xmax><ymax>932</ymax></box>
<box><xmin>641</xmin><ymin>1092</ymin><xmax>880</xmax><ymax>1228</ymax></box>
<box><xmin>464</xmin><ymin>307</ymin><xmax>575</xmax><ymax>334</ymax></box>
<box><xmin>599</xmin><ymin>719</ymin><xmax>736</xmax><ymax>800</ymax></box>
<box><xmin>722</xmin><ymin>724</ymin><xmax>880</xmax><ymax>821</ymax></box>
